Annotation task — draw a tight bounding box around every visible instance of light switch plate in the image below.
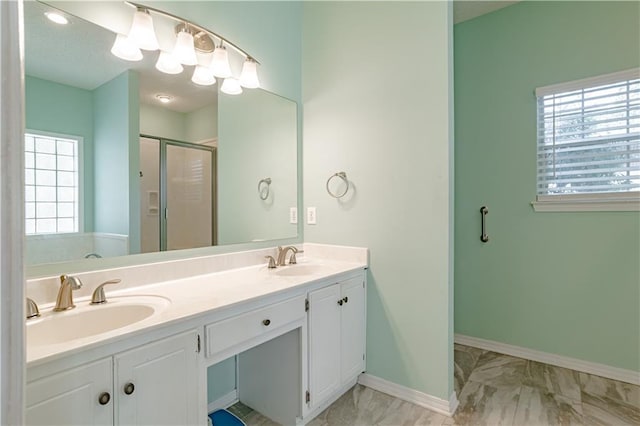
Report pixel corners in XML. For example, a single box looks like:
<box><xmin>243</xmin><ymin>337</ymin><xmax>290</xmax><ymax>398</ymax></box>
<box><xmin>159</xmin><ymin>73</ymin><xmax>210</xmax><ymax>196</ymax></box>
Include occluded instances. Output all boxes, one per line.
<box><xmin>307</xmin><ymin>207</ymin><xmax>317</xmax><ymax>225</ymax></box>
<box><xmin>289</xmin><ymin>207</ymin><xmax>298</xmax><ymax>224</ymax></box>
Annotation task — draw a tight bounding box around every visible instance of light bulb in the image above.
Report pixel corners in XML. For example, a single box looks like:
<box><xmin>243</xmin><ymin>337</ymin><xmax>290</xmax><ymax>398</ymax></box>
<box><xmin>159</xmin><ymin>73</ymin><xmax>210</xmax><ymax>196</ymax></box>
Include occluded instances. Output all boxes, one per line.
<box><xmin>111</xmin><ymin>34</ymin><xmax>143</xmax><ymax>62</ymax></box>
<box><xmin>239</xmin><ymin>58</ymin><xmax>260</xmax><ymax>89</ymax></box>
<box><xmin>156</xmin><ymin>51</ymin><xmax>183</xmax><ymax>75</ymax></box>
<box><xmin>211</xmin><ymin>45</ymin><xmax>232</xmax><ymax>78</ymax></box>
<box><xmin>221</xmin><ymin>78</ymin><xmax>243</xmax><ymax>95</ymax></box>
<box><xmin>128</xmin><ymin>9</ymin><xmax>159</xmax><ymax>51</ymax></box>
<box><xmin>45</xmin><ymin>12</ymin><xmax>68</xmax><ymax>25</ymax></box>
<box><xmin>172</xmin><ymin>30</ymin><xmax>198</xmax><ymax>66</ymax></box>
<box><xmin>191</xmin><ymin>66</ymin><xmax>216</xmax><ymax>86</ymax></box>
<box><xmin>156</xmin><ymin>95</ymin><xmax>172</xmax><ymax>104</ymax></box>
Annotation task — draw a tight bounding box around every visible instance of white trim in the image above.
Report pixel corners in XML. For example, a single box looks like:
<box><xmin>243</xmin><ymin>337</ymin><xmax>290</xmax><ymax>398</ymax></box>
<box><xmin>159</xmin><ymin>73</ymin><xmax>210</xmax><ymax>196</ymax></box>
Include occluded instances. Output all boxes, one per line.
<box><xmin>0</xmin><ymin>0</ymin><xmax>25</xmax><ymax>423</ymax></box>
<box><xmin>358</xmin><ymin>373</ymin><xmax>459</xmax><ymax>417</ymax></box>
<box><xmin>207</xmin><ymin>389</ymin><xmax>239</xmax><ymax>414</ymax></box>
<box><xmin>535</xmin><ymin>68</ymin><xmax>640</xmax><ymax>97</ymax></box>
<box><xmin>455</xmin><ymin>334</ymin><xmax>640</xmax><ymax>386</ymax></box>
<box><xmin>532</xmin><ymin>192</ymin><xmax>640</xmax><ymax>212</ymax></box>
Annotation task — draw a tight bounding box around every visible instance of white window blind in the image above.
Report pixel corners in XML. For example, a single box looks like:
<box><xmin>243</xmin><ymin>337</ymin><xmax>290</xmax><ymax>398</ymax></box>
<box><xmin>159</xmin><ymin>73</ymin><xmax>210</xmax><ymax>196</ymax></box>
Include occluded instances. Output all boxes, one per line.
<box><xmin>25</xmin><ymin>132</ymin><xmax>80</xmax><ymax>234</ymax></box>
<box><xmin>535</xmin><ymin>69</ymin><xmax>640</xmax><ymax>199</ymax></box>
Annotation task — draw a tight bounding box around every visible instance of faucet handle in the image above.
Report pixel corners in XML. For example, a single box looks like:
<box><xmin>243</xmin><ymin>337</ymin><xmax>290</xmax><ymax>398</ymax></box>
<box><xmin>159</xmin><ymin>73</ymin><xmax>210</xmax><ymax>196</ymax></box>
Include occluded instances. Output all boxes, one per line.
<box><xmin>90</xmin><ymin>279</ymin><xmax>122</xmax><ymax>305</ymax></box>
<box><xmin>26</xmin><ymin>297</ymin><xmax>40</xmax><ymax>319</ymax></box>
<box><xmin>265</xmin><ymin>256</ymin><xmax>277</xmax><ymax>269</ymax></box>
<box><xmin>289</xmin><ymin>249</ymin><xmax>303</xmax><ymax>265</ymax></box>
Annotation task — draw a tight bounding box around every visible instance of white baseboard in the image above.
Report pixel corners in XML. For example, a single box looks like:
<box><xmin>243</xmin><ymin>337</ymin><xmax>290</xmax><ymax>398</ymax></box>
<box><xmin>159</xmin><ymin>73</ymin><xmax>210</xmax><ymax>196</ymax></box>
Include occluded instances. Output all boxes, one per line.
<box><xmin>207</xmin><ymin>390</ymin><xmax>239</xmax><ymax>414</ymax></box>
<box><xmin>358</xmin><ymin>373</ymin><xmax>459</xmax><ymax>417</ymax></box>
<box><xmin>455</xmin><ymin>334</ymin><xmax>640</xmax><ymax>386</ymax></box>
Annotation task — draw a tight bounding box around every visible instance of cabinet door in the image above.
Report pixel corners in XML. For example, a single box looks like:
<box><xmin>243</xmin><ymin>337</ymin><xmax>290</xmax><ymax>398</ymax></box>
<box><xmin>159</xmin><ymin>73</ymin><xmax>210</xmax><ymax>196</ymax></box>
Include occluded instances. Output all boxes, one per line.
<box><xmin>340</xmin><ymin>276</ymin><xmax>366</xmax><ymax>382</ymax></box>
<box><xmin>115</xmin><ymin>330</ymin><xmax>200</xmax><ymax>426</ymax></box>
<box><xmin>26</xmin><ymin>358</ymin><xmax>113</xmax><ymax>426</ymax></box>
<box><xmin>308</xmin><ymin>283</ymin><xmax>341</xmax><ymax>408</ymax></box>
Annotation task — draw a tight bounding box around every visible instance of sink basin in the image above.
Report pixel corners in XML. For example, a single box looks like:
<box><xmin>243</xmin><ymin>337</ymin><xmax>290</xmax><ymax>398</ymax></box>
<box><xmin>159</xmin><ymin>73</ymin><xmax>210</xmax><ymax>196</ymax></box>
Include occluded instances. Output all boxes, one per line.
<box><xmin>27</xmin><ymin>295</ymin><xmax>170</xmax><ymax>347</ymax></box>
<box><xmin>274</xmin><ymin>264</ymin><xmax>325</xmax><ymax>277</ymax></box>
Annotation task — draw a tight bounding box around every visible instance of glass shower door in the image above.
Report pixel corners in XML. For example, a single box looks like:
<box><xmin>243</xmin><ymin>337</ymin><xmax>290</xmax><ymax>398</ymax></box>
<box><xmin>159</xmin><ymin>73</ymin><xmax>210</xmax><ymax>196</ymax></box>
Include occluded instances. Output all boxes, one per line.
<box><xmin>163</xmin><ymin>143</ymin><xmax>214</xmax><ymax>251</ymax></box>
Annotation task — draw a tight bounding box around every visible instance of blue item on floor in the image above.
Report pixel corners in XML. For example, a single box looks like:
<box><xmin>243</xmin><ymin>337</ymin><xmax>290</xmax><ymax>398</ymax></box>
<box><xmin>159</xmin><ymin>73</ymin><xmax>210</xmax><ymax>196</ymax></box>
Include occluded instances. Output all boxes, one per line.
<box><xmin>208</xmin><ymin>409</ymin><xmax>246</xmax><ymax>426</ymax></box>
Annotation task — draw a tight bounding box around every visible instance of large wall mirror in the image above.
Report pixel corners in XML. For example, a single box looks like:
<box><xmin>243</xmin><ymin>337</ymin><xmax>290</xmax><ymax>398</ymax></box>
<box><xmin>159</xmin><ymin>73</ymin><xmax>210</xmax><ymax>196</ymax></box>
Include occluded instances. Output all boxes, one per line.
<box><xmin>24</xmin><ymin>1</ymin><xmax>299</xmax><ymax>275</ymax></box>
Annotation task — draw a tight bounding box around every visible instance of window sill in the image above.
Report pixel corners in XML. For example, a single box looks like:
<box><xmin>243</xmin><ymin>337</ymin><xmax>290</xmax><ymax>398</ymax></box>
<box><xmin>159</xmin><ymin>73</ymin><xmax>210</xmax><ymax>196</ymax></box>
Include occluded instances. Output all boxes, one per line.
<box><xmin>531</xmin><ymin>197</ymin><xmax>640</xmax><ymax>212</ymax></box>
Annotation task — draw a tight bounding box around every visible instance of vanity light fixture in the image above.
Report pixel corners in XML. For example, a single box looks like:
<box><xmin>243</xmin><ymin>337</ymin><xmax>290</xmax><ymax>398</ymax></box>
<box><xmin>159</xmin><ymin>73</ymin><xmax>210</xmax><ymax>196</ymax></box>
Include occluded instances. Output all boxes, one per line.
<box><xmin>45</xmin><ymin>12</ymin><xmax>68</xmax><ymax>25</ymax></box>
<box><xmin>127</xmin><ymin>8</ymin><xmax>159</xmax><ymax>51</ymax></box>
<box><xmin>155</xmin><ymin>51</ymin><xmax>183</xmax><ymax>74</ymax></box>
<box><xmin>240</xmin><ymin>58</ymin><xmax>260</xmax><ymax>89</ymax></box>
<box><xmin>118</xmin><ymin>1</ymin><xmax>261</xmax><ymax>93</ymax></box>
<box><xmin>156</xmin><ymin>94</ymin><xmax>172</xmax><ymax>103</ymax></box>
<box><xmin>210</xmin><ymin>44</ymin><xmax>233</xmax><ymax>78</ymax></box>
<box><xmin>173</xmin><ymin>28</ymin><xmax>198</xmax><ymax>66</ymax></box>
<box><xmin>221</xmin><ymin>78</ymin><xmax>243</xmax><ymax>95</ymax></box>
<box><xmin>111</xmin><ymin>34</ymin><xmax>143</xmax><ymax>62</ymax></box>
<box><xmin>191</xmin><ymin>65</ymin><xmax>216</xmax><ymax>86</ymax></box>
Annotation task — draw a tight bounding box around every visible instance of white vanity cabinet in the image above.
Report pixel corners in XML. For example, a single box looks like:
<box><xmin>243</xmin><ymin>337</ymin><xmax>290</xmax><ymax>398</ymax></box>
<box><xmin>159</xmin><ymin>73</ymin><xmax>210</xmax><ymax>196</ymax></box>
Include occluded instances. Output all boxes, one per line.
<box><xmin>26</xmin><ymin>358</ymin><xmax>113</xmax><ymax>426</ymax></box>
<box><xmin>26</xmin><ymin>330</ymin><xmax>200</xmax><ymax>426</ymax></box>
<box><xmin>307</xmin><ymin>274</ymin><xmax>366</xmax><ymax>412</ymax></box>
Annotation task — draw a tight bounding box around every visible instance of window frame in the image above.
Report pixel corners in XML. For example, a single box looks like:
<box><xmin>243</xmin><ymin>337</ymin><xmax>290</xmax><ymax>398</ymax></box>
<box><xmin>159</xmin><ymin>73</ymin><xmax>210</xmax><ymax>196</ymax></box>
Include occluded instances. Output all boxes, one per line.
<box><xmin>25</xmin><ymin>129</ymin><xmax>84</xmax><ymax>234</ymax></box>
<box><xmin>532</xmin><ymin>68</ymin><xmax>640</xmax><ymax>212</ymax></box>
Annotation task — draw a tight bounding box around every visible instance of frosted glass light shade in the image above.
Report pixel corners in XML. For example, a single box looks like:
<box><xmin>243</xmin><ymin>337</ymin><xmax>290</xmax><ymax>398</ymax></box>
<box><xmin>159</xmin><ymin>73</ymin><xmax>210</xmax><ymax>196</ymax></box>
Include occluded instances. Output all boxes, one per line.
<box><xmin>111</xmin><ymin>34</ymin><xmax>143</xmax><ymax>62</ymax></box>
<box><xmin>128</xmin><ymin>9</ymin><xmax>159</xmax><ymax>51</ymax></box>
<box><xmin>156</xmin><ymin>51</ymin><xmax>183</xmax><ymax>74</ymax></box>
<box><xmin>221</xmin><ymin>78</ymin><xmax>242</xmax><ymax>95</ymax></box>
<box><xmin>173</xmin><ymin>30</ymin><xmax>198</xmax><ymax>66</ymax></box>
<box><xmin>191</xmin><ymin>66</ymin><xmax>216</xmax><ymax>86</ymax></box>
<box><xmin>239</xmin><ymin>58</ymin><xmax>260</xmax><ymax>88</ymax></box>
<box><xmin>211</xmin><ymin>46</ymin><xmax>232</xmax><ymax>78</ymax></box>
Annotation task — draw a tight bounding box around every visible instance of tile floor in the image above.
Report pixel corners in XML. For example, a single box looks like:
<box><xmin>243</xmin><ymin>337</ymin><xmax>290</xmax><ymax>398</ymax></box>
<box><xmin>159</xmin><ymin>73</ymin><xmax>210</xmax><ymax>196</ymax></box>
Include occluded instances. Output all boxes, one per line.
<box><xmin>228</xmin><ymin>344</ymin><xmax>640</xmax><ymax>425</ymax></box>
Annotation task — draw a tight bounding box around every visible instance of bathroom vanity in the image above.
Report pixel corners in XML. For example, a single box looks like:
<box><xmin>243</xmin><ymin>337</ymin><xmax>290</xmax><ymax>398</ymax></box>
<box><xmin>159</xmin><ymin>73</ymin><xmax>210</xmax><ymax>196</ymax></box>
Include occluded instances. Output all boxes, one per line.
<box><xmin>25</xmin><ymin>244</ymin><xmax>367</xmax><ymax>425</ymax></box>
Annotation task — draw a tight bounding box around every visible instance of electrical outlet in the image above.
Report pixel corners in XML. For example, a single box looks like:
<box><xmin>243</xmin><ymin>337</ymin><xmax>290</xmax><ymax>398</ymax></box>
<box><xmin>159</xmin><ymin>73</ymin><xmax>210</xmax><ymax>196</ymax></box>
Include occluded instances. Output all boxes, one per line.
<box><xmin>289</xmin><ymin>207</ymin><xmax>298</xmax><ymax>224</ymax></box>
<box><xmin>307</xmin><ymin>207</ymin><xmax>317</xmax><ymax>225</ymax></box>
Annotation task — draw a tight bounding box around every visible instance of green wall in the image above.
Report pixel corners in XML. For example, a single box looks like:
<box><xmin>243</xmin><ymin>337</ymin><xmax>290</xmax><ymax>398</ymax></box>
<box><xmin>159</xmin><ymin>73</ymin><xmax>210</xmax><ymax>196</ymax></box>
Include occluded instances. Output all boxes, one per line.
<box><xmin>93</xmin><ymin>71</ymin><xmax>140</xmax><ymax>252</ymax></box>
<box><xmin>303</xmin><ymin>2</ymin><xmax>455</xmax><ymax>400</ymax></box>
<box><xmin>24</xmin><ymin>76</ymin><xmax>95</xmax><ymax>232</ymax></box>
<box><xmin>454</xmin><ymin>1</ymin><xmax>640</xmax><ymax>371</ymax></box>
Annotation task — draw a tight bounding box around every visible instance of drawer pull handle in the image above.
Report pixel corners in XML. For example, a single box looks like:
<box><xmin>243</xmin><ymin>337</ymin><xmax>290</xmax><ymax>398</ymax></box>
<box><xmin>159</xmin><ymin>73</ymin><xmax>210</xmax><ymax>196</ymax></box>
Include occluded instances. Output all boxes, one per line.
<box><xmin>343</xmin><ymin>297</ymin><xmax>348</xmax><ymax>304</ymax></box>
<box><xmin>262</xmin><ymin>319</ymin><xmax>271</xmax><ymax>326</ymax></box>
<box><xmin>124</xmin><ymin>382</ymin><xmax>135</xmax><ymax>395</ymax></box>
<box><xmin>98</xmin><ymin>392</ymin><xmax>111</xmax><ymax>405</ymax></box>
<box><xmin>338</xmin><ymin>299</ymin><xmax>343</xmax><ymax>306</ymax></box>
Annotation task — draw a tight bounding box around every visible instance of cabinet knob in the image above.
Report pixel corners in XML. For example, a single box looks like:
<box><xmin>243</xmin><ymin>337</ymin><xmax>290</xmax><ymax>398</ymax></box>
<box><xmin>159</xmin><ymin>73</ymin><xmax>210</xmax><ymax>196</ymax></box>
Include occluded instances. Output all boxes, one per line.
<box><xmin>338</xmin><ymin>299</ymin><xmax>343</xmax><ymax>306</ymax></box>
<box><xmin>123</xmin><ymin>382</ymin><xmax>135</xmax><ymax>395</ymax></box>
<box><xmin>98</xmin><ymin>392</ymin><xmax>111</xmax><ymax>405</ymax></box>
<box><xmin>262</xmin><ymin>319</ymin><xmax>271</xmax><ymax>326</ymax></box>
<box><xmin>343</xmin><ymin>297</ymin><xmax>348</xmax><ymax>304</ymax></box>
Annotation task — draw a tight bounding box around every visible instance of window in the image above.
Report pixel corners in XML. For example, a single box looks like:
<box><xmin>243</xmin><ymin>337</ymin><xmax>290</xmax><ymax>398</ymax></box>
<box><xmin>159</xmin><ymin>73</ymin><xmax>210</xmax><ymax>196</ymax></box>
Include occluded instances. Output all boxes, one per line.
<box><xmin>25</xmin><ymin>132</ymin><xmax>81</xmax><ymax>234</ymax></box>
<box><xmin>533</xmin><ymin>69</ymin><xmax>640</xmax><ymax>211</ymax></box>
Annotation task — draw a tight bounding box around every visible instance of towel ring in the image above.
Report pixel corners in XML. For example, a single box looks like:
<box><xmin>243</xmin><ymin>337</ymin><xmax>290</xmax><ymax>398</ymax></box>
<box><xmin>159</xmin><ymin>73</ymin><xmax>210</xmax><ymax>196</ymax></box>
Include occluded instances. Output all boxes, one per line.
<box><xmin>326</xmin><ymin>172</ymin><xmax>349</xmax><ymax>198</ymax></box>
<box><xmin>258</xmin><ymin>178</ymin><xmax>272</xmax><ymax>200</ymax></box>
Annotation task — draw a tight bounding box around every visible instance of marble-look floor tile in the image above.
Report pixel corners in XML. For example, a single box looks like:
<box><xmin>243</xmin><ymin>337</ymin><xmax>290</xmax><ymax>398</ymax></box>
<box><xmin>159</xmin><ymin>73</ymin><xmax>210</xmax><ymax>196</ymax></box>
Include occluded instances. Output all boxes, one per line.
<box><xmin>467</xmin><ymin>352</ymin><xmax>527</xmax><ymax>389</ymax></box>
<box><xmin>227</xmin><ymin>401</ymin><xmax>254</xmax><ymax>420</ymax></box>
<box><xmin>452</xmin><ymin>379</ymin><xmax>520</xmax><ymax>425</ymax></box>
<box><xmin>579</xmin><ymin>372</ymin><xmax>640</xmax><ymax>409</ymax></box>
<box><xmin>454</xmin><ymin>344</ymin><xmax>486</xmax><ymax>359</ymax></box>
<box><xmin>523</xmin><ymin>360</ymin><xmax>582</xmax><ymax>401</ymax></box>
<box><xmin>308</xmin><ymin>385</ymin><xmax>448</xmax><ymax>426</ymax></box>
<box><xmin>242</xmin><ymin>410</ymin><xmax>280</xmax><ymax>426</ymax></box>
<box><xmin>513</xmin><ymin>385</ymin><xmax>583</xmax><ymax>425</ymax></box>
<box><xmin>454</xmin><ymin>348</ymin><xmax>482</xmax><ymax>395</ymax></box>
<box><xmin>581</xmin><ymin>391</ymin><xmax>640</xmax><ymax>426</ymax></box>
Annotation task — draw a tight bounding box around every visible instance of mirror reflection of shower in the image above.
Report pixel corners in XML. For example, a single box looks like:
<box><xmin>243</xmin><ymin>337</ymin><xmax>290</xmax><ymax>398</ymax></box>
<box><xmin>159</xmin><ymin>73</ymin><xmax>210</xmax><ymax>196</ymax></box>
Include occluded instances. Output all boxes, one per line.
<box><xmin>139</xmin><ymin>136</ymin><xmax>216</xmax><ymax>253</ymax></box>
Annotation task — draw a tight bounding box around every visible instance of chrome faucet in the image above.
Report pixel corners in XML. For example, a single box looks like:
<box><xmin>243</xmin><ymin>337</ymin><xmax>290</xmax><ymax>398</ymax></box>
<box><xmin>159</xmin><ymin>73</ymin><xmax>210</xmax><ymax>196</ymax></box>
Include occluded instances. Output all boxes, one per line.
<box><xmin>53</xmin><ymin>275</ymin><xmax>83</xmax><ymax>311</ymax></box>
<box><xmin>276</xmin><ymin>246</ymin><xmax>298</xmax><ymax>266</ymax></box>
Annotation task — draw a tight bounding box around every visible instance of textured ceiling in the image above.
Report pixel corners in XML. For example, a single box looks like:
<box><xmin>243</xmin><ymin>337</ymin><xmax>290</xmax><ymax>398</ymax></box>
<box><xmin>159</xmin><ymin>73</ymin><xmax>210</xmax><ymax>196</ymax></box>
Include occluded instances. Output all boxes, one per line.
<box><xmin>25</xmin><ymin>1</ymin><xmax>217</xmax><ymax>113</ymax></box>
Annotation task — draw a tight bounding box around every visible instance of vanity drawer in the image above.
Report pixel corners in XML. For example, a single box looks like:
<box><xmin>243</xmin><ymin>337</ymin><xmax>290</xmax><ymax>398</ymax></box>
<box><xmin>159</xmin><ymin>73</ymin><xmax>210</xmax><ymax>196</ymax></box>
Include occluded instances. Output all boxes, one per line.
<box><xmin>205</xmin><ymin>295</ymin><xmax>305</xmax><ymax>357</ymax></box>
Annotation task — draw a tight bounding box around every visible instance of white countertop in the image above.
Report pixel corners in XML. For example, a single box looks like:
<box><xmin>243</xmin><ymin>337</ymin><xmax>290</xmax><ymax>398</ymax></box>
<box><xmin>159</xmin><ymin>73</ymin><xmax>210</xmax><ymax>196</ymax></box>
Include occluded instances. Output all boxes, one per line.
<box><xmin>27</xmin><ymin>256</ymin><xmax>367</xmax><ymax>367</ymax></box>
